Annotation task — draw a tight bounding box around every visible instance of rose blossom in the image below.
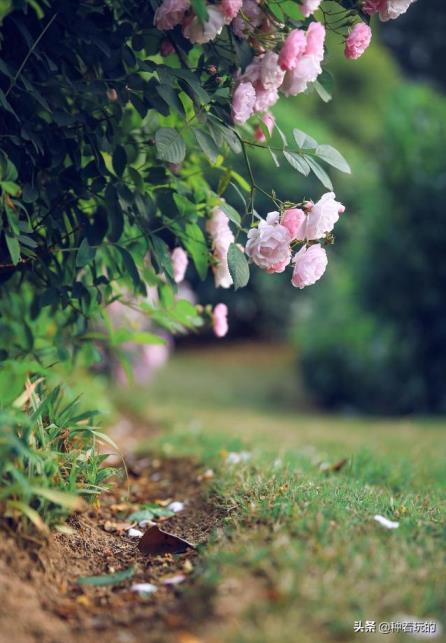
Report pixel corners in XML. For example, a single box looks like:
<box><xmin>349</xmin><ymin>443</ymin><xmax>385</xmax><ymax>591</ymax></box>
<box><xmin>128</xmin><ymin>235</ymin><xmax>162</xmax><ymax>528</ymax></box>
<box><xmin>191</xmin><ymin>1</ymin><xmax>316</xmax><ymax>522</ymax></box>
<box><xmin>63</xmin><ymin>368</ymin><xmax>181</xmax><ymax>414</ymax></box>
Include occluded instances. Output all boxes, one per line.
<box><xmin>246</xmin><ymin>212</ymin><xmax>291</xmax><ymax>273</ymax></box>
<box><xmin>291</xmin><ymin>243</ymin><xmax>327</xmax><ymax>289</ymax></box>
<box><xmin>301</xmin><ymin>0</ymin><xmax>322</xmax><ymax>17</ymax></box>
<box><xmin>206</xmin><ymin>207</ymin><xmax>234</xmax><ymax>288</ymax></box>
<box><xmin>280</xmin><ymin>22</ymin><xmax>326</xmax><ymax>96</ymax></box>
<box><xmin>212</xmin><ymin>303</ymin><xmax>229</xmax><ymax>338</ymax></box>
<box><xmin>154</xmin><ymin>0</ymin><xmax>190</xmax><ymax>30</ymax></box>
<box><xmin>345</xmin><ymin>23</ymin><xmax>372</xmax><ymax>60</ymax></box>
<box><xmin>171</xmin><ymin>247</ymin><xmax>188</xmax><ymax>283</ymax></box>
<box><xmin>221</xmin><ymin>0</ymin><xmax>243</xmax><ymax>19</ymax></box>
<box><xmin>303</xmin><ymin>192</ymin><xmax>345</xmax><ymax>240</ymax></box>
<box><xmin>254</xmin><ymin>112</ymin><xmax>275</xmax><ymax>142</ymax></box>
<box><xmin>254</xmin><ymin>84</ymin><xmax>279</xmax><ymax>112</ymax></box>
<box><xmin>282</xmin><ymin>208</ymin><xmax>306</xmax><ymax>240</ymax></box>
<box><xmin>363</xmin><ymin>0</ymin><xmax>416</xmax><ymax>21</ymax></box>
<box><xmin>183</xmin><ymin>5</ymin><xmax>226</xmax><ymax>43</ymax></box>
<box><xmin>260</xmin><ymin>51</ymin><xmax>285</xmax><ymax>90</ymax></box>
<box><xmin>278</xmin><ymin>29</ymin><xmax>307</xmax><ymax>71</ymax></box>
<box><xmin>231</xmin><ymin>81</ymin><xmax>256</xmax><ymax>124</ymax></box>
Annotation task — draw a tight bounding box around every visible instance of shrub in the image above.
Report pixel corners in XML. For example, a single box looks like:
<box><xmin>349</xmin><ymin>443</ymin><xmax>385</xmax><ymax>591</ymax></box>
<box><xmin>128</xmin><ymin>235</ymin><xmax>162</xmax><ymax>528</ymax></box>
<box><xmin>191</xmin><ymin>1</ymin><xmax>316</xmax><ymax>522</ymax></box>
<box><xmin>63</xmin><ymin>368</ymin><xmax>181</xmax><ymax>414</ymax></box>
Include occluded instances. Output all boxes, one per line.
<box><xmin>297</xmin><ymin>84</ymin><xmax>446</xmax><ymax>414</ymax></box>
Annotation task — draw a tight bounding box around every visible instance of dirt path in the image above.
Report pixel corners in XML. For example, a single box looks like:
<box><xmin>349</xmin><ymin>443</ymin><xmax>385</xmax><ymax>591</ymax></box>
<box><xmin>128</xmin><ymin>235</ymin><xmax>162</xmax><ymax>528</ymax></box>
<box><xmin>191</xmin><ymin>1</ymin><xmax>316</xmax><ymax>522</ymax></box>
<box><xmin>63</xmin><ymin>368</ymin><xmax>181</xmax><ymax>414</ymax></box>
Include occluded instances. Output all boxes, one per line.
<box><xmin>0</xmin><ymin>441</ymin><xmax>223</xmax><ymax>643</ymax></box>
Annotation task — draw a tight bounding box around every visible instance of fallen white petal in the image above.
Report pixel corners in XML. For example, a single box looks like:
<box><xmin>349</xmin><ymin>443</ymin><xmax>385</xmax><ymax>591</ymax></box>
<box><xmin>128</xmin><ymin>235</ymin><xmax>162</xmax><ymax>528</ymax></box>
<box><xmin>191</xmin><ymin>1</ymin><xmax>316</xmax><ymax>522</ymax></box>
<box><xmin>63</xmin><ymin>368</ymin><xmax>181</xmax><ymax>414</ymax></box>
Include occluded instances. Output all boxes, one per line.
<box><xmin>226</xmin><ymin>451</ymin><xmax>251</xmax><ymax>465</ymax></box>
<box><xmin>131</xmin><ymin>583</ymin><xmax>157</xmax><ymax>595</ymax></box>
<box><xmin>167</xmin><ymin>501</ymin><xmax>185</xmax><ymax>513</ymax></box>
<box><xmin>127</xmin><ymin>528</ymin><xmax>144</xmax><ymax>537</ymax></box>
<box><xmin>162</xmin><ymin>574</ymin><xmax>186</xmax><ymax>585</ymax></box>
<box><xmin>373</xmin><ymin>514</ymin><xmax>399</xmax><ymax>529</ymax></box>
<box><xmin>138</xmin><ymin>519</ymin><xmax>156</xmax><ymax>528</ymax></box>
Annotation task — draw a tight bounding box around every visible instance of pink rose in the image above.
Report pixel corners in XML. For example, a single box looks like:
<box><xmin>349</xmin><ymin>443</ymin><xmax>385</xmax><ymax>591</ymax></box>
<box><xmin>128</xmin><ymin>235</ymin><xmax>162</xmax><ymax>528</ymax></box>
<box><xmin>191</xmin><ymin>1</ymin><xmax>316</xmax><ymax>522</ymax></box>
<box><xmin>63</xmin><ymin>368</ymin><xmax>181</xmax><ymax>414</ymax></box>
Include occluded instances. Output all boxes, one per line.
<box><xmin>254</xmin><ymin>83</ymin><xmax>279</xmax><ymax>112</ymax></box>
<box><xmin>260</xmin><ymin>51</ymin><xmax>285</xmax><ymax>90</ymax></box>
<box><xmin>345</xmin><ymin>23</ymin><xmax>372</xmax><ymax>60</ymax></box>
<box><xmin>280</xmin><ymin>22</ymin><xmax>325</xmax><ymax>96</ymax></box>
<box><xmin>254</xmin><ymin>112</ymin><xmax>275</xmax><ymax>142</ymax></box>
<box><xmin>232</xmin><ymin>81</ymin><xmax>256</xmax><ymax>124</ymax></box>
<box><xmin>183</xmin><ymin>5</ymin><xmax>226</xmax><ymax>43</ymax></box>
<box><xmin>154</xmin><ymin>0</ymin><xmax>190</xmax><ymax>30</ymax></box>
<box><xmin>305</xmin><ymin>21</ymin><xmax>325</xmax><ymax>58</ymax></box>
<box><xmin>221</xmin><ymin>0</ymin><xmax>243</xmax><ymax>19</ymax></box>
<box><xmin>278</xmin><ymin>29</ymin><xmax>307</xmax><ymax>71</ymax></box>
<box><xmin>206</xmin><ymin>207</ymin><xmax>235</xmax><ymax>288</ymax></box>
<box><xmin>282</xmin><ymin>208</ymin><xmax>306</xmax><ymax>240</ymax></box>
<box><xmin>303</xmin><ymin>192</ymin><xmax>345</xmax><ymax>240</ymax></box>
<box><xmin>291</xmin><ymin>243</ymin><xmax>327</xmax><ymax>289</ymax></box>
<box><xmin>171</xmin><ymin>247</ymin><xmax>188</xmax><ymax>283</ymax></box>
<box><xmin>246</xmin><ymin>212</ymin><xmax>291</xmax><ymax>273</ymax></box>
<box><xmin>212</xmin><ymin>303</ymin><xmax>229</xmax><ymax>338</ymax></box>
<box><xmin>301</xmin><ymin>0</ymin><xmax>322</xmax><ymax>16</ymax></box>
<box><xmin>364</xmin><ymin>0</ymin><xmax>416</xmax><ymax>21</ymax></box>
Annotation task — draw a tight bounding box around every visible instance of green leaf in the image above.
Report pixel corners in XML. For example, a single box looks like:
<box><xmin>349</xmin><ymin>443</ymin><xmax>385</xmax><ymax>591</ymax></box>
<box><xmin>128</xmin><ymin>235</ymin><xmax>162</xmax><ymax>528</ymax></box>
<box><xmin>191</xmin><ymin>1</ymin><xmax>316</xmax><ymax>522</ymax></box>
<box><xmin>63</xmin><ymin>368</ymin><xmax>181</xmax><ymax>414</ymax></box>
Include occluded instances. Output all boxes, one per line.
<box><xmin>190</xmin><ymin>0</ymin><xmax>209</xmax><ymax>23</ymax></box>
<box><xmin>314</xmin><ymin>80</ymin><xmax>332</xmax><ymax>103</ymax></box>
<box><xmin>227</xmin><ymin>243</ymin><xmax>249</xmax><ymax>290</ymax></box>
<box><xmin>128</xmin><ymin>508</ymin><xmax>155</xmax><ymax>522</ymax></box>
<box><xmin>116</xmin><ymin>245</ymin><xmax>142</xmax><ymax>288</ymax></box>
<box><xmin>315</xmin><ymin>144</ymin><xmax>351</xmax><ymax>174</ymax></box>
<box><xmin>155</xmin><ymin>128</ymin><xmax>186</xmax><ymax>164</ymax></box>
<box><xmin>219</xmin><ymin>201</ymin><xmax>241</xmax><ymax>226</ymax></box>
<box><xmin>182</xmin><ymin>222</ymin><xmax>208</xmax><ymax>280</ymax></box>
<box><xmin>150</xmin><ymin>234</ymin><xmax>174</xmax><ymax>280</ymax></box>
<box><xmin>283</xmin><ymin>151</ymin><xmax>310</xmax><ymax>176</ymax></box>
<box><xmin>293</xmin><ymin>129</ymin><xmax>318</xmax><ymax>150</ymax></box>
<box><xmin>194</xmin><ymin>129</ymin><xmax>219</xmax><ymax>164</ymax></box>
<box><xmin>156</xmin><ymin>84</ymin><xmax>185</xmax><ymax>116</ymax></box>
<box><xmin>112</xmin><ymin>145</ymin><xmax>127</xmax><ymax>177</ymax></box>
<box><xmin>76</xmin><ymin>238</ymin><xmax>96</xmax><ymax>267</ymax></box>
<box><xmin>5</xmin><ymin>232</ymin><xmax>20</xmax><ymax>264</ymax></box>
<box><xmin>1</xmin><ymin>181</ymin><xmax>20</xmax><ymax>195</ymax></box>
<box><xmin>304</xmin><ymin>155</ymin><xmax>334</xmax><ymax>190</ymax></box>
<box><xmin>77</xmin><ymin>567</ymin><xmax>135</xmax><ymax>587</ymax></box>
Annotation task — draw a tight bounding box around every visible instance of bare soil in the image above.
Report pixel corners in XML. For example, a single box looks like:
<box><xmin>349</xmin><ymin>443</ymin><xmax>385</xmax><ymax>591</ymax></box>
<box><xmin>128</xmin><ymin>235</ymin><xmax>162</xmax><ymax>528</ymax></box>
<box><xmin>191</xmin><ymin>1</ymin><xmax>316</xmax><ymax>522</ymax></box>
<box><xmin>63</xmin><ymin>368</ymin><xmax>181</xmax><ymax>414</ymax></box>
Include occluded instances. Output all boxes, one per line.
<box><xmin>0</xmin><ymin>455</ymin><xmax>223</xmax><ymax>643</ymax></box>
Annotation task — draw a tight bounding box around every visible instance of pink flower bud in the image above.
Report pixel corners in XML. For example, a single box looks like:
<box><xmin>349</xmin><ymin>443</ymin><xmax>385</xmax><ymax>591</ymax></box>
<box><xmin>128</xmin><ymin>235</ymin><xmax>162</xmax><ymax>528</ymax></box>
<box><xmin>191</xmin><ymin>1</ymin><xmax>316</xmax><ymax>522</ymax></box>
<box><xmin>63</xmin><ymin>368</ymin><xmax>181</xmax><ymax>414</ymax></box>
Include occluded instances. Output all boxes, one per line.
<box><xmin>106</xmin><ymin>88</ymin><xmax>118</xmax><ymax>102</ymax></box>
<box><xmin>254</xmin><ymin>112</ymin><xmax>275</xmax><ymax>142</ymax></box>
<box><xmin>160</xmin><ymin>39</ymin><xmax>175</xmax><ymax>56</ymax></box>
<box><xmin>171</xmin><ymin>247</ymin><xmax>188</xmax><ymax>283</ymax></box>
<box><xmin>212</xmin><ymin>303</ymin><xmax>229</xmax><ymax>338</ymax></box>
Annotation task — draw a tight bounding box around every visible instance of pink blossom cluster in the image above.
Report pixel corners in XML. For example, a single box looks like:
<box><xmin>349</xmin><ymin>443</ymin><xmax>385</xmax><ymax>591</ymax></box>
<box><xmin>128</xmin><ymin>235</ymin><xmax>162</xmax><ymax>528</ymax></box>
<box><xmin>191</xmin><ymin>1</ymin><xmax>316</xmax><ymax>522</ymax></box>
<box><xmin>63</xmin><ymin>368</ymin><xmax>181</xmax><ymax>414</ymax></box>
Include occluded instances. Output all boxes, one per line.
<box><xmin>154</xmin><ymin>0</ymin><xmax>244</xmax><ymax>44</ymax></box>
<box><xmin>363</xmin><ymin>0</ymin><xmax>416</xmax><ymax>21</ymax></box>
<box><xmin>206</xmin><ymin>206</ymin><xmax>234</xmax><ymax>288</ymax></box>
<box><xmin>345</xmin><ymin>23</ymin><xmax>372</xmax><ymax>60</ymax></box>
<box><xmin>245</xmin><ymin>192</ymin><xmax>344</xmax><ymax>288</ymax></box>
<box><xmin>231</xmin><ymin>21</ymin><xmax>326</xmax><ymax>125</ymax></box>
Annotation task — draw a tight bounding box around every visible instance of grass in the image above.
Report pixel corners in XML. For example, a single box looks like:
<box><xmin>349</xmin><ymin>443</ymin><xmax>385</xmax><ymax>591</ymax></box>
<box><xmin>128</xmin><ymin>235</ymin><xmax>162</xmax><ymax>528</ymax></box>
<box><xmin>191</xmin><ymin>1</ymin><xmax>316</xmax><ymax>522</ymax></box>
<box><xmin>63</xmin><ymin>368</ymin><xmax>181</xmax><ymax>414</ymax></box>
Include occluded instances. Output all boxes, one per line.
<box><xmin>118</xmin><ymin>341</ymin><xmax>446</xmax><ymax>642</ymax></box>
<box><xmin>0</xmin><ymin>382</ymin><xmax>118</xmax><ymax>530</ymax></box>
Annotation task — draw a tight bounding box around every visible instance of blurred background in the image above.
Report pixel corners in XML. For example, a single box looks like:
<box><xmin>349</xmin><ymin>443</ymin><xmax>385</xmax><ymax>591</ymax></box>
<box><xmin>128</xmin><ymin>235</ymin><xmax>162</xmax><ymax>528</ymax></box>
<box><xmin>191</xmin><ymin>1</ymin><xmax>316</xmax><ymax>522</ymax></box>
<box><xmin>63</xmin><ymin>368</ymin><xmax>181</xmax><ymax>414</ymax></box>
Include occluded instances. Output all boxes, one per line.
<box><xmin>113</xmin><ymin>0</ymin><xmax>446</xmax><ymax>420</ymax></box>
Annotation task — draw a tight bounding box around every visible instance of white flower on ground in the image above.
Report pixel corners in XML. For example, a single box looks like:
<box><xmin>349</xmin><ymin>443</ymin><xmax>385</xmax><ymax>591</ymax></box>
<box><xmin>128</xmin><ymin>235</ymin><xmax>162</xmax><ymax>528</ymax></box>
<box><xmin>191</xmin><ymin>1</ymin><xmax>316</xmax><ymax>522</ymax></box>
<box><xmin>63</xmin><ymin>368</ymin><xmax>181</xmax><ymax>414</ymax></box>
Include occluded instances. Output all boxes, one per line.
<box><xmin>167</xmin><ymin>501</ymin><xmax>185</xmax><ymax>513</ymax></box>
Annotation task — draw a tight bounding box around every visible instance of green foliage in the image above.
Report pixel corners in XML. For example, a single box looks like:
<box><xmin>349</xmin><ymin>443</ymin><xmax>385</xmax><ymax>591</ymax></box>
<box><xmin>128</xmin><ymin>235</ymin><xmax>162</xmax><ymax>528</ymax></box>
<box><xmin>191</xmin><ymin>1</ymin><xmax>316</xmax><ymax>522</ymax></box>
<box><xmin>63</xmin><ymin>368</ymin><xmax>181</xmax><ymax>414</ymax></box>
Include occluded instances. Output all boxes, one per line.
<box><xmin>297</xmin><ymin>84</ymin><xmax>446</xmax><ymax>414</ymax></box>
<box><xmin>0</xmin><ymin>380</ymin><xmax>118</xmax><ymax>529</ymax></box>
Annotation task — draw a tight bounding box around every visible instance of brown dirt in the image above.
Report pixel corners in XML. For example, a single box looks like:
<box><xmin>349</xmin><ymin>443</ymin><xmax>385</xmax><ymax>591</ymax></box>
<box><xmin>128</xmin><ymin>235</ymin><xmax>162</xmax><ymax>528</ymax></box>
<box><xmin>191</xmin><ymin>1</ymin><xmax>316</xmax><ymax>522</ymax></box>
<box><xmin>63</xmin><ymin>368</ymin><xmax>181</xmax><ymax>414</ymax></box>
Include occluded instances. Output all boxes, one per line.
<box><xmin>0</xmin><ymin>455</ymin><xmax>223</xmax><ymax>643</ymax></box>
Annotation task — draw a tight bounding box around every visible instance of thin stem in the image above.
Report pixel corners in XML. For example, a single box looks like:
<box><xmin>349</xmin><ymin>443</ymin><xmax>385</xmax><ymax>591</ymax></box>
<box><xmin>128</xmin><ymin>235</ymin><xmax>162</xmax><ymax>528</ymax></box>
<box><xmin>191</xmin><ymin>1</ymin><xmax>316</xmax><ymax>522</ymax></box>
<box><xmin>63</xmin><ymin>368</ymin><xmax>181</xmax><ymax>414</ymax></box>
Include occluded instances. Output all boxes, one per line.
<box><xmin>6</xmin><ymin>13</ymin><xmax>58</xmax><ymax>98</ymax></box>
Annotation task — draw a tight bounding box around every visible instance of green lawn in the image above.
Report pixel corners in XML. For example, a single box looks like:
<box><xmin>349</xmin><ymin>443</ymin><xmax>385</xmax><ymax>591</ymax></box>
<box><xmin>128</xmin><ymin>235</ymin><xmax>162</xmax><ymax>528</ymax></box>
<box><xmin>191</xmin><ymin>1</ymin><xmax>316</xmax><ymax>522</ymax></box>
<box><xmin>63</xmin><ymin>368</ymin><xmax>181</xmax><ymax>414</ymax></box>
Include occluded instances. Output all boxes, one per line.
<box><xmin>116</xmin><ymin>342</ymin><xmax>446</xmax><ymax>642</ymax></box>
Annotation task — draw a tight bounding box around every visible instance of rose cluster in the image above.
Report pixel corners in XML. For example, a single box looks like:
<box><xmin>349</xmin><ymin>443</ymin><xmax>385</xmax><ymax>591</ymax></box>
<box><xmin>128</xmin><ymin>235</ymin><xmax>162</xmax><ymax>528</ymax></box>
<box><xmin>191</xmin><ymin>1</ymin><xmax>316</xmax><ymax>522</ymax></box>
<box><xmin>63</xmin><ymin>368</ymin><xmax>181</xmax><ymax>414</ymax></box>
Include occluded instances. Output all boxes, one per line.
<box><xmin>245</xmin><ymin>192</ymin><xmax>344</xmax><ymax>289</ymax></box>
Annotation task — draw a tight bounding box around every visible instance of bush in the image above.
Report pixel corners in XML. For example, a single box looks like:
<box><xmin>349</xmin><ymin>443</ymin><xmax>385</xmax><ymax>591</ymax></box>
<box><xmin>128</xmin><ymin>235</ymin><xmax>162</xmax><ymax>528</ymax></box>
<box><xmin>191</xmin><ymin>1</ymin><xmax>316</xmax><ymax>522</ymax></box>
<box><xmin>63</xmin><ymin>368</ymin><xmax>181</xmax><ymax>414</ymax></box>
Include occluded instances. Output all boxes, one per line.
<box><xmin>297</xmin><ymin>84</ymin><xmax>446</xmax><ymax>414</ymax></box>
